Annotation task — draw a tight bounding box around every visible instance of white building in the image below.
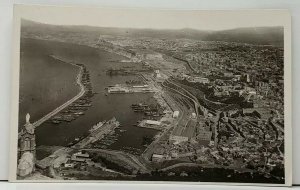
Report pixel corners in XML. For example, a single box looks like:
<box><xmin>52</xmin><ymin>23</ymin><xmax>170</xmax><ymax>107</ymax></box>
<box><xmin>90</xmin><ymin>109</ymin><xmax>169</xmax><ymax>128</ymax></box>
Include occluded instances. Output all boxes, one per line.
<box><xmin>152</xmin><ymin>154</ymin><xmax>164</xmax><ymax>162</ymax></box>
<box><xmin>189</xmin><ymin>77</ymin><xmax>209</xmax><ymax>84</ymax></box>
<box><xmin>191</xmin><ymin>113</ymin><xmax>196</xmax><ymax>119</ymax></box>
<box><xmin>64</xmin><ymin>163</ymin><xmax>74</xmax><ymax>168</ymax></box>
<box><xmin>169</xmin><ymin>135</ymin><xmax>189</xmax><ymax>143</ymax></box>
<box><xmin>145</xmin><ymin>120</ymin><xmax>161</xmax><ymax>125</ymax></box>
<box><xmin>173</xmin><ymin>111</ymin><xmax>180</xmax><ymax>118</ymax></box>
<box><xmin>154</xmin><ymin>70</ymin><xmax>161</xmax><ymax>78</ymax></box>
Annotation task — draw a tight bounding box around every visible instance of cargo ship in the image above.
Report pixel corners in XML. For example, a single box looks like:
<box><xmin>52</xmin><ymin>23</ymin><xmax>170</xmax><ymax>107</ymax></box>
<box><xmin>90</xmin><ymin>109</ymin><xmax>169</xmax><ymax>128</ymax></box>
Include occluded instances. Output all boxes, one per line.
<box><xmin>89</xmin><ymin>121</ymin><xmax>106</xmax><ymax>133</ymax></box>
<box><xmin>107</xmin><ymin>84</ymin><xmax>133</xmax><ymax>94</ymax></box>
<box><xmin>107</xmin><ymin>84</ymin><xmax>155</xmax><ymax>94</ymax></box>
<box><xmin>72</xmin><ymin>117</ymin><xmax>120</xmax><ymax>148</ymax></box>
<box><xmin>108</xmin><ymin>88</ymin><xmax>132</xmax><ymax>94</ymax></box>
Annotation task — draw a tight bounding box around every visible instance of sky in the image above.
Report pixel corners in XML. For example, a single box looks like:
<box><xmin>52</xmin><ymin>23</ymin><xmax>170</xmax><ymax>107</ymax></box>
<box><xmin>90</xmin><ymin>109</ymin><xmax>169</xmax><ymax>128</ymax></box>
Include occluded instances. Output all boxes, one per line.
<box><xmin>15</xmin><ymin>5</ymin><xmax>289</xmax><ymax>30</ymax></box>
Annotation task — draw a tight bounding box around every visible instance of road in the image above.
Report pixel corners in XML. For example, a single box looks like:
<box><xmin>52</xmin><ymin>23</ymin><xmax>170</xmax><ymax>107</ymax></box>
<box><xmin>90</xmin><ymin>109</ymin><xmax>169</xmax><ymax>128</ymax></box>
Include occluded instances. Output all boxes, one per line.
<box><xmin>213</xmin><ymin>112</ymin><xmax>221</xmax><ymax>148</ymax></box>
<box><xmin>141</xmin><ymin>83</ymin><xmax>186</xmax><ymax>161</ymax></box>
<box><xmin>82</xmin><ymin>148</ymin><xmax>149</xmax><ymax>173</ymax></box>
<box><xmin>159</xmin><ymin>162</ymin><xmax>254</xmax><ymax>173</ymax></box>
<box><xmin>270</xmin><ymin>119</ymin><xmax>284</xmax><ymax>133</ymax></box>
<box><xmin>170</xmin><ymin>55</ymin><xmax>198</xmax><ymax>73</ymax></box>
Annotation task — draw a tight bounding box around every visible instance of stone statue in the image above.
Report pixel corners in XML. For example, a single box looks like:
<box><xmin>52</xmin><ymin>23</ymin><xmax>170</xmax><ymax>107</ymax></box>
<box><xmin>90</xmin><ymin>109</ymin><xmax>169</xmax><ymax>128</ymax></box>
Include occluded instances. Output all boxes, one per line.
<box><xmin>17</xmin><ymin>113</ymin><xmax>36</xmax><ymax>177</ymax></box>
<box><xmin>26</xmin><ymin>113</ymin><xmax>30</xmax><ymax>123</ymax></box>
<box><xmin>24</xmin><ymin>113</ymin><xmax>34</xmax><ymax>135</ymax></box>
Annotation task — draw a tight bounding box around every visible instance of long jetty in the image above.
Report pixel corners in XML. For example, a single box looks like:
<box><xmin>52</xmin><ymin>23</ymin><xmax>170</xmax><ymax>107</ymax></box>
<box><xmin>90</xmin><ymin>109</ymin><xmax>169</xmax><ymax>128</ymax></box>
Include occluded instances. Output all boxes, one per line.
<box><xmin>32</xmin><ymin>56</ymin><xmax>86</xmax><ymax>128</ymax></box>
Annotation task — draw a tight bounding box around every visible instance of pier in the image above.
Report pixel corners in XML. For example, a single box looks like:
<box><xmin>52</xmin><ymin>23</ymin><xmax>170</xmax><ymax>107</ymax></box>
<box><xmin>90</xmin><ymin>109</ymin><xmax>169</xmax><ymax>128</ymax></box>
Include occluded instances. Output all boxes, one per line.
<box><xmin>107</xmin><ymin>84</ymin><xmax>156</xmax><ymax>94</ymax></box>
<box><xmin>72</xmin><ymin>118</ymin><xmax>120</xmax><ymax>149</ymax></box>
<box><xmin>137</xmin><ymin>120</ymin><xmax>163</xmax><ymax>131</ymax></box>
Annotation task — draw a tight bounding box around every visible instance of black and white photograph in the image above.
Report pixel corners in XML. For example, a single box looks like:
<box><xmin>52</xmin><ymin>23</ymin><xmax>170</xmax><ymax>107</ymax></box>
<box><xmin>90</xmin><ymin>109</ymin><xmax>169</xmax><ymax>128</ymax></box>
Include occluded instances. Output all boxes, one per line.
<box><xmin>9</xmin><ymin>5</ymin><xmax>292</xmax><ymax>186</ymax></box>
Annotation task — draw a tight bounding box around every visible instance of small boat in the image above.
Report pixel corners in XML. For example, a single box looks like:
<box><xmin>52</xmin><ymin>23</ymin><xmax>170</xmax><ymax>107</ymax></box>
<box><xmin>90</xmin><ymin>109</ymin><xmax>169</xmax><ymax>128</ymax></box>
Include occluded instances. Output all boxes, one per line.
<box><xmin>52</xmin><ymin>120</ymin><xmax>61</xmax><ymax>124</ymax></box>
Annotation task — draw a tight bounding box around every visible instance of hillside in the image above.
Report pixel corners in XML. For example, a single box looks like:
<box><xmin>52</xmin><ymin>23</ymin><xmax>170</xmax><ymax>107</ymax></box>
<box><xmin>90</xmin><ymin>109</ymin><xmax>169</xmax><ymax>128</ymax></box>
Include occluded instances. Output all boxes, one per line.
<box><xmin>21</xmin><ymin>19</ymin><xmax>284</xmax><ymax>47</ymax></box>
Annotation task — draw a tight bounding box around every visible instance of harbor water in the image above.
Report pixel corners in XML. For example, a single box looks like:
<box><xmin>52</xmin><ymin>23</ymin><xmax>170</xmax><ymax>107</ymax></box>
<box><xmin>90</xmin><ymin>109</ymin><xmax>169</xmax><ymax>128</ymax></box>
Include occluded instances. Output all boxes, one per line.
<box><xmin>20</xmin><ymin>38</ymin><xmax>158</xmax><ymax>153</ymax></box>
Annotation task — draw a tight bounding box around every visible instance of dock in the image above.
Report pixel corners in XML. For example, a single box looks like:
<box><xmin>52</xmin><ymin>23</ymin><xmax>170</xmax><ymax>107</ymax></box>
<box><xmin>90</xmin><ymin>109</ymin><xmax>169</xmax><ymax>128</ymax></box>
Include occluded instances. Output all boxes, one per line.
<box><xmin>137</xmin><ymin>120</ymin><xmax>163</xmax><ymax>131</ymax></box>
<box><xmin>107</xmin><ymin>84</ymin><xmax>156</xmax><ymax>94</ymax></box>
<box><xmin>72</xmin><ymin>118</ymin><xmax>120</xmax><ymax>149</ymax></box>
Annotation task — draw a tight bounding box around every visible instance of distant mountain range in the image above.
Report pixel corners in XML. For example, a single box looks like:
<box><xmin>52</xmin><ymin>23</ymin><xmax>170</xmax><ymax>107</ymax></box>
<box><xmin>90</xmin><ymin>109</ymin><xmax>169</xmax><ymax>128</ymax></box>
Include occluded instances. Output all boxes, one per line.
<box><xmin>21</xmin><ymin>19</ymin><xmax>284</xmax><ymax>47</ymax></box>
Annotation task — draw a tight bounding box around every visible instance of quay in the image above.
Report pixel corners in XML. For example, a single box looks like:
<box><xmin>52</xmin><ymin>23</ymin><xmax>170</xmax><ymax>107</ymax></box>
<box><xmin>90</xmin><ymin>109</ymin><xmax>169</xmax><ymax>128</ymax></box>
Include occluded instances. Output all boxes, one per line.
<box><xmin>107</xmin><ymin>84</ymin><xmax>156</xmax><ymax>94</ymax></box>
<box><xmin>137</xmin><ymin>120</ymin><xmax>163</xmax><ymax>131</ymax></box>
<box><xmin>72</xmin><ymin>118</ymin><xmax>120</xmax><ymax>149</ymax></box>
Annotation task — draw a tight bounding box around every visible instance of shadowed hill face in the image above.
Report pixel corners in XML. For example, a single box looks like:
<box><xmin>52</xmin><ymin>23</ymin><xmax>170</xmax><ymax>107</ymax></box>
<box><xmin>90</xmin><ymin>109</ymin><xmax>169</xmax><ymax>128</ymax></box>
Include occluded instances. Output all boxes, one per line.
<box><xmin>21</xmin><ymin>19</ymin><xmax>284</xmax><ymax>47</ymax></box>
<box><xmin>206</xmin><ymin>27</ymin><xmax>284</xmax><ymax>47</ymax></box>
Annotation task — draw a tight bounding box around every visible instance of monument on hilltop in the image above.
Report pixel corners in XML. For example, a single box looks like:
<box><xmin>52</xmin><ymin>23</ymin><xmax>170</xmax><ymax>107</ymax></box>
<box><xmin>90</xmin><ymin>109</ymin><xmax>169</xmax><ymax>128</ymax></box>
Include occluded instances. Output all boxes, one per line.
<box><xmin>17</xmin><ymin>113</ymin><xmax>36</xmax><ymax>177</ymax></box>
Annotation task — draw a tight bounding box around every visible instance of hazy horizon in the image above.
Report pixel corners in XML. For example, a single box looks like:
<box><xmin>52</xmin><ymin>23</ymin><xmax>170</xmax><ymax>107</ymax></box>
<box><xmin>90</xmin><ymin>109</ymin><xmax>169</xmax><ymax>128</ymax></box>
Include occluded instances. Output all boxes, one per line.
<box><xmin>22</xmin><ymin>18</ymin><xmax>284</xmax><ymax>32</ymax></box>
<box><xmin>16</xmin><ymin>5</ymin><xmax>289</xmax><ymax>31</ymax></box>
